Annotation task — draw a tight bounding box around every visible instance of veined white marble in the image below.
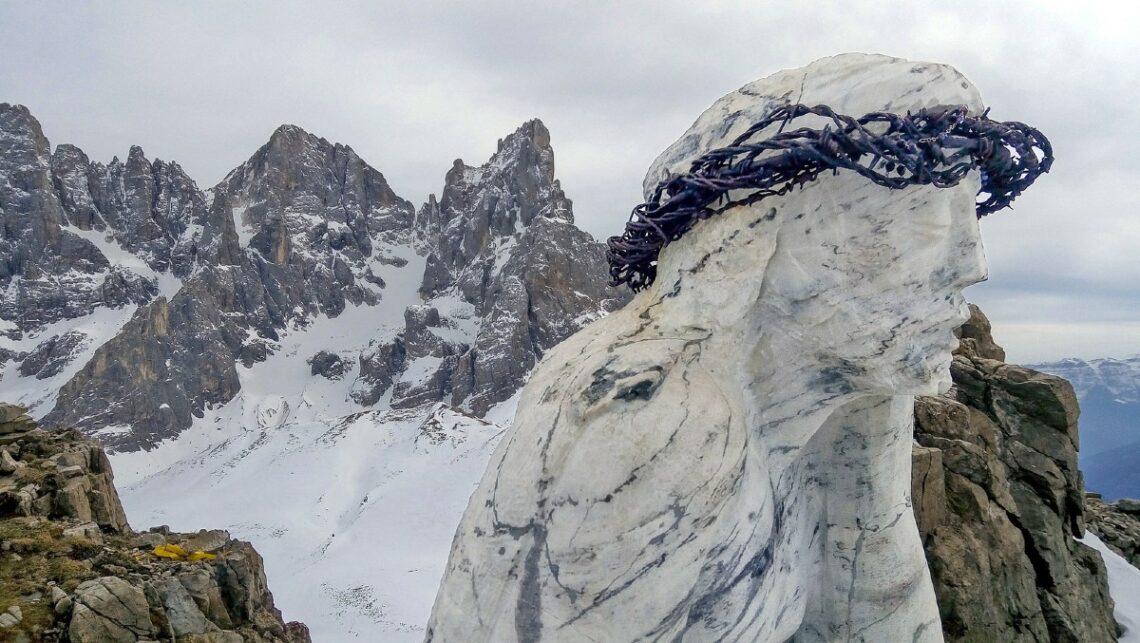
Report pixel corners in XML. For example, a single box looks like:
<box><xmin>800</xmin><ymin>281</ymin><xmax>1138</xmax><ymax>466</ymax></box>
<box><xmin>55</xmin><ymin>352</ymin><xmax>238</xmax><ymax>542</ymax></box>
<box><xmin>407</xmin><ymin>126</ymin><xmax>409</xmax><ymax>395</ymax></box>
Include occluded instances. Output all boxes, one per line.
<box><xmin>427</xmin><ymin>53</ymin><xmax>987</xmax><ymax>642</ymax></box>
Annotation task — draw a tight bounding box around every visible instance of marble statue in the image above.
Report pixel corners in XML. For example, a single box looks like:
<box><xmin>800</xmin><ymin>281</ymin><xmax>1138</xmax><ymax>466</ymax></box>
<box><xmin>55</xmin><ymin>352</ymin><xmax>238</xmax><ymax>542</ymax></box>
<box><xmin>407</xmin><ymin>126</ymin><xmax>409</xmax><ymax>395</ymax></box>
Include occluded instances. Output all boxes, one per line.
<box><xmin>427</xmin><ymin>53</ymin><xmax>995</xmax><ymax>642</ymax></box>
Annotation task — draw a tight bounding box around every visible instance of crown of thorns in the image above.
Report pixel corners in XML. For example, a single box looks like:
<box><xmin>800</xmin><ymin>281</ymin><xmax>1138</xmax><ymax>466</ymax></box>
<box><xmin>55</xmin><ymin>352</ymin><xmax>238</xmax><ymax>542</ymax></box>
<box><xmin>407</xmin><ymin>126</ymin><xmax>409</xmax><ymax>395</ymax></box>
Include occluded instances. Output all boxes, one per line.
<box><xmin>606</xmin><ymin>103</ymin><xmax>1053</xmax><ymax>292</ymax></box>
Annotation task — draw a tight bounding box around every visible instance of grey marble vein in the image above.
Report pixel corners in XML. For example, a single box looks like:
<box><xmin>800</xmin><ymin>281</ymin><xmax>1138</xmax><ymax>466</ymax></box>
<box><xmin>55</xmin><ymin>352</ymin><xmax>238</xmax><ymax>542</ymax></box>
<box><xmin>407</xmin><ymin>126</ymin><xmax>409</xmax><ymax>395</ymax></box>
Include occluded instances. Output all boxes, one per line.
<box><xmin>427</xmin><ymin>53</ymin><xmax>988</xmax><ymax>643</ymax></box>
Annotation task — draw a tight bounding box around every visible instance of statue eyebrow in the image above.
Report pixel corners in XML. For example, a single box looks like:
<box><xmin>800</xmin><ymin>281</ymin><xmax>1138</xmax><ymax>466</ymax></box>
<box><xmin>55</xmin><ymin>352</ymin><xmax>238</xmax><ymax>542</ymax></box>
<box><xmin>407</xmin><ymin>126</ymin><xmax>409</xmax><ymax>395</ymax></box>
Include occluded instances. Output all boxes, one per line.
<box><xmin>606</xmin><ymin>103</ymin><xmax>1053</xmax><ymax>292</ymax></box>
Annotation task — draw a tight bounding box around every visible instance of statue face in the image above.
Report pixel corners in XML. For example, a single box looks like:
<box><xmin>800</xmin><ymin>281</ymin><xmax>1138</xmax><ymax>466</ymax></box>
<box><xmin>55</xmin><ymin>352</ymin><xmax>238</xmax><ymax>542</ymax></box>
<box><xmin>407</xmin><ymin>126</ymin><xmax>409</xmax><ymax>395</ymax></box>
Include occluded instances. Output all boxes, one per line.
<box><xmin>760</xmin><ymin>172</ymin><xmax>988</xmax><ymax>396</ymax></box>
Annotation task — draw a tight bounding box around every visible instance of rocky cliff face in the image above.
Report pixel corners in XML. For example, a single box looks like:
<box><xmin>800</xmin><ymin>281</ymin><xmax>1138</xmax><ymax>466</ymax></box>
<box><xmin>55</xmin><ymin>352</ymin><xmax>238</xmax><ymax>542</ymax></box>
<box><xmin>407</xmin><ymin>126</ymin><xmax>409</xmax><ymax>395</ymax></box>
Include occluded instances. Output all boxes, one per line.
<box><xmin>0</xmin><ymin>105</ymin><xmax>624</xmax><ymax>451</ymax></box>
<box><xmin>398</xmin><ymin>119</ymin><xmax>627</xmax><ymax>414</ymax></box>
<box><xmin>41</xmin><ymin>124</ymin><xmax>419</xmax><ymax>450</ymax></box>
<box><xmin>0</xmin><ymin>403</ymin><xmax>310</xmax><ymax>642</ymax></box>
<box><xmin>0</xmin><ymin>104</ymin><xmax>164</xmax><ymax>335</ymax></box>
<box><xmin>913</xmin><ymin>305</ymin><xmax>1119</xmax><ymax>642</ymax></box>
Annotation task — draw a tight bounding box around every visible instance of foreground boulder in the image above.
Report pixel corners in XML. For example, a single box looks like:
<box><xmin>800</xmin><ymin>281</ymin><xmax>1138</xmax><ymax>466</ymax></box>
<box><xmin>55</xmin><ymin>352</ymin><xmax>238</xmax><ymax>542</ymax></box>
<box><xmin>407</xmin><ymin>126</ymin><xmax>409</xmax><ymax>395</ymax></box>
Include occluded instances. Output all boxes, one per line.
<box><xmin>913</xmin><ymin>306</ymin><xmax>1118</xmax><ymax>641</ymax></box>
<box><xmin>0</xmin><ymin>405</ymin><xmax>310</xmax><ymax>642</ymax></box>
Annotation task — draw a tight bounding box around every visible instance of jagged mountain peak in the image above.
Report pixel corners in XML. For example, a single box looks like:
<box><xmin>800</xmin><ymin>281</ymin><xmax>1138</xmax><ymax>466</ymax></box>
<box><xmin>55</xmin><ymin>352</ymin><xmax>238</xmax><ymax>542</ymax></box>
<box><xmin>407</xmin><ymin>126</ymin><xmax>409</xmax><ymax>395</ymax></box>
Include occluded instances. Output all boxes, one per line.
<box><xmin>215</xmin><ymin>119</ymin><xmax>414</xmax><ymax>245</ymax></box>
<box><xmin>0</xmin><ymin>101</ymin><xmax>33</xmax><ymax>115</ymax></box>
<box><xmin>271</xmin><ymin>122</ymin><xmax>310</xmax><ymax>138</ymax></box>
<box><xmin>423</xmin><ymin>118</ymin><xmax>570</xmax><ymax>242</ymax></box>
<box><xmin>226</xmin><ymin>122</ymin><xmax>397</xmax><ymax>197</ymax></box>
<box><xmin>442</xmin><ymin>119</ymin><xmax>556</xmax><ymax>194</ymax></box>
<box><xmin>487</xmin><ymin>117</ymin><xmax>554</xmax><ymax>182</ymax></box>
<box><xmin>417</xmin><ymin>118</ymin><xmax>580</xmax><ymax>301</ymax></box>
<box><xmin>51</xmin><ymin>142</ymin><xmax>88</xmax><ymax>163</ymax></box>
<box><xmin>261</xmin><ymin>123</ymin><xmax>371</xmax><ymax>172</ymax></box>
<box><xmin>126</xmin><ymin>144</ymin><xmax>147</xmax><ymax>163</ymax></box>
<box><xmin>497</xmin><ymin>117</ymin><xmax>550</xmax><ymax>150</ymax></box>
<box><xmin>0</xmin><ymin>102</ymin><xmax>40</xmax><ymax>134</ymax></box>
<box><xmin>0</xmin><ymin>103</ymin><xmax>51</xmax><ymax>170</ymax></box>
<box><xmin>216</xmin><ymin>123</ymin><xmax>365</xmax><ymax>194</ymax></box>
<box><xmin>266</xmin><ymin>122</ymin><xmax>341</xmax><ymax>154</ymax></box>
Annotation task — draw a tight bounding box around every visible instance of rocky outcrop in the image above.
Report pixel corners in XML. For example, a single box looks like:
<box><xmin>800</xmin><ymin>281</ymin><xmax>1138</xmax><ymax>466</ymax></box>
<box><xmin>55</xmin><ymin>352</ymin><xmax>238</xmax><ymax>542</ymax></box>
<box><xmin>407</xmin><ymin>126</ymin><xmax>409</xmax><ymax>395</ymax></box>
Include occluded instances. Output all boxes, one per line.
<box><xmin>17</xmin><ymin>331</ymin><xmax>89</xmax><ymax>380</ymax></box>
<box><xmin>351</xmin><ymin>338</ymin><xmax>406</xmax><ymax>406</ymax></box>
<box><xmin>308</xmin><ymin>350</ymin><xmax>347</xmax><ymax>380</ymax></box>
<box><xmin>913</xmin><ymin>305</ymin><xmax>1119</xmax><ymax>642</ymax></box>
<box><xmin>1086</xmin><ymin>494</ymin><xmax>1140</xmax><ymax>568</ymax></box>
<box><xmin>44</xmin><ymin>290</ymin><xmax>245</xmax><ymax>451</ymax></box>
<box><xmin>0</xmin><ymin>404</ymin><xmax>309</xmax><ymax>642</ymax></box>
<box><xmin>0</xmin><ymin>403</ymin><xmax>129</xmax><ymax>533</ymax></box>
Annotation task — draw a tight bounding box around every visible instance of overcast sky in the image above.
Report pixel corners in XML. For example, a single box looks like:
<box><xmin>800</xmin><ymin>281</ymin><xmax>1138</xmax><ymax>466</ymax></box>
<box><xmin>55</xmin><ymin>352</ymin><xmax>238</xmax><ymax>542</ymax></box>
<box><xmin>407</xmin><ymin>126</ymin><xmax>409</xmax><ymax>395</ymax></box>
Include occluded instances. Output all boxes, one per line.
<box><xmin>2</xmin><ymin>1</ymin><xmax>1136</xmax><ymax>363</ymax></box>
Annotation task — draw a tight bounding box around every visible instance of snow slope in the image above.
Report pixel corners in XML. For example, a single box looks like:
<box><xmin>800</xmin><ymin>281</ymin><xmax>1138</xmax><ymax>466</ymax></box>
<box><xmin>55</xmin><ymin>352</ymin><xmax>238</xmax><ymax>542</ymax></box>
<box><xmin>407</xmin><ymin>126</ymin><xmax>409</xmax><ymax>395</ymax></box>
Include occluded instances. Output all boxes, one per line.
<box><xmin>113</xmin><ymin>243</ymin><xmax>514</xmax><ymax>641</ymax></box>
<box><xmin>119</xmin><ymin>402</ymin><xmax>509</xmax><ymax>641</ymax></box>
<box><xmin>1081</xmin><ymin>533</ymin><xmax>1140</xmax><ymax>642</ymax></box>
<box><xmin>0</xmin><ymin>304</ymin><xmax>140</xmax><ymax>415</ymax></box>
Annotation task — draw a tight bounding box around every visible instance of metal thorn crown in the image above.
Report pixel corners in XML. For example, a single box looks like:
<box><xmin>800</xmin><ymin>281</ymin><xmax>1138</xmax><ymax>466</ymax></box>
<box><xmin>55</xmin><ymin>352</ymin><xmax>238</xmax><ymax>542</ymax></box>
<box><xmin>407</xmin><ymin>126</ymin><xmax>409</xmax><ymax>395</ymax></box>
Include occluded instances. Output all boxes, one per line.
<box><xmin>607</xmin><ymin>104</ymin><xmax>1053</xmax><ymax>292</ymax></box>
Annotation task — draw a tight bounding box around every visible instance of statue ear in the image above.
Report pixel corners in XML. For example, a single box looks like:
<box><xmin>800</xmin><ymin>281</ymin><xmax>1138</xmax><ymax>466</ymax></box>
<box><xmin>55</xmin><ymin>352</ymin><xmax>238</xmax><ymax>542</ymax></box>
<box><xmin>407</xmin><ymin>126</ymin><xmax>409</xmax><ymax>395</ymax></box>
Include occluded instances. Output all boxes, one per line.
<box><xmin>651</xmin><ymin>205</ymin><xmax>781</xmax><ymax>320</ymax></box>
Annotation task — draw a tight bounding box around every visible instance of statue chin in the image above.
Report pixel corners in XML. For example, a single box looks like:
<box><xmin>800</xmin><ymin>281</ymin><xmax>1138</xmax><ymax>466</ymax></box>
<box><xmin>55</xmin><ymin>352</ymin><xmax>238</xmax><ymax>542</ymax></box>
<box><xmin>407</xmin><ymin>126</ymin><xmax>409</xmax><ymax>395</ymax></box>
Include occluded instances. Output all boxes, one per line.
<box><xmin>935</xmin><ymin>337</ymin><xmax>961</xmax><ymax>395</ymax></box>
<box><xmin>894</xmin><ymin>333</ymin><xmax>960</xmax><ymax>397</ymax></box>
<box><xmin>936</xmin><ymin>374</ymin><xmax>954</xmax><ymax>395</ymax></box>
<box><xmin>925</xmin><ymin>353</ymin><xmax>956</xmax><ymax>396</ymax></box>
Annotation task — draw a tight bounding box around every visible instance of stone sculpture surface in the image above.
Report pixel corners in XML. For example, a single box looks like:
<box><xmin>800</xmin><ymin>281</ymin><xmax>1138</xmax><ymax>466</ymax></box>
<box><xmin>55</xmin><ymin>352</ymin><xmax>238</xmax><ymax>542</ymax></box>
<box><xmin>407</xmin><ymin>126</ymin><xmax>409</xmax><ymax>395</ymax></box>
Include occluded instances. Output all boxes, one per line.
<box><xmin>428</xmin><ymin>53</ymin><xmax>1020</xmax><ymax>642</ymax></box>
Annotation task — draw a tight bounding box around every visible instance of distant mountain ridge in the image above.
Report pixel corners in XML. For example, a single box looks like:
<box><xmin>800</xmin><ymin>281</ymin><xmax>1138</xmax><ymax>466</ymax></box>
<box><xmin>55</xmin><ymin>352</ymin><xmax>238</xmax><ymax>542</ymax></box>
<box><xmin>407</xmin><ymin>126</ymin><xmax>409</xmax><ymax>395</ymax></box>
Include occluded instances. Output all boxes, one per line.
<box><xmin>1032</xmin><ymin>356</ymin><xmax>1140</xmax><ymax>402</ymax></box>
<box><xmin>0</xmin><ymin>102</ymin><xmax>627</xmax><ymax>452</ymax></box>
<box><xmin>1031</xmin><ymin>356</ymin><xmax>1140</xmax><ymax>500</ymax></box>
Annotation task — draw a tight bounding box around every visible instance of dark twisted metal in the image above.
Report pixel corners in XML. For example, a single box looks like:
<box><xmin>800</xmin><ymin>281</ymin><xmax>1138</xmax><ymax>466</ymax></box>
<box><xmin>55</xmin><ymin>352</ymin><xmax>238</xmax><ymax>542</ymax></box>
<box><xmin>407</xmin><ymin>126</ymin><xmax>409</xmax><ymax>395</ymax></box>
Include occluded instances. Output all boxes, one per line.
<box><xmin>607</xmin><ymin>104</ymin><xmax>1053</xmax><ymax>292</ymax></box>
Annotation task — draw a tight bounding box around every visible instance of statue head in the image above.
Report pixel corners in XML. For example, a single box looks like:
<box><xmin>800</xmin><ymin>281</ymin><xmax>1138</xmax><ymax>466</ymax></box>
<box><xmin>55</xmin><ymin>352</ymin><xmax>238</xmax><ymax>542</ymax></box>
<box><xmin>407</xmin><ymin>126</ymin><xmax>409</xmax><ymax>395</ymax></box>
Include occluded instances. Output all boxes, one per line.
<box><xmin>615</xmin><ymin>54</ymin><xmax>1049</xmax><ymax>399</ymax></box>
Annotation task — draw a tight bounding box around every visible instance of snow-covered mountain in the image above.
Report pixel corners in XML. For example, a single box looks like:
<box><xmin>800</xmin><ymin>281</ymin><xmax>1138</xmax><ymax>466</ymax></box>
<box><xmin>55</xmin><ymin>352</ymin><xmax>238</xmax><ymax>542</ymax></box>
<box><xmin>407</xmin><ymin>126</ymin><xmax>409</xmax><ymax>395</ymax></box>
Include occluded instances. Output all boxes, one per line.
<box><xmin>0</xmin><ymin>103</ymin><xmax>626</xmax><ymax>450</ymax></box>
<box><xmin>1032</xmin><ymin>356</ymin><xmax>1140</xmax><ymax>500</ymax></box>
<box><xmin>0</xmin><ymin>103</ymin><xmax>627</xmax><ymax>640</ymax></box>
